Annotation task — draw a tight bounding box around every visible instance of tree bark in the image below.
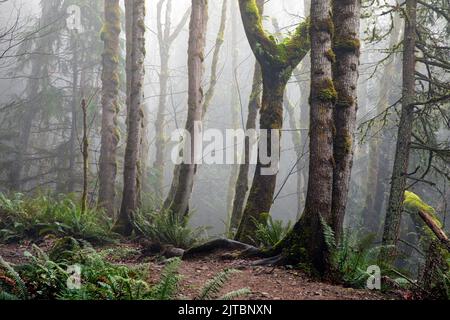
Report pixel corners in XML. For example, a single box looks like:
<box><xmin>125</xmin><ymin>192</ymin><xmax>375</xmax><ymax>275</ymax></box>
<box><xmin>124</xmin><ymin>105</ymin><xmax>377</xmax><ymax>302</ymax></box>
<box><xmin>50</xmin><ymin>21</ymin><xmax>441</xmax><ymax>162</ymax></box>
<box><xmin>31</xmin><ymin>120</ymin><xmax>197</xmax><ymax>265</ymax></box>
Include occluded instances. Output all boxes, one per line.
<box><xmin>380</xmin><ymin>0</ymin><xmax>417</xmax><ymax>263</ymax></box>
<box><xmin>98</xmin><ymin>0</ymin><xmax>121</xmax><ymax>217</ymax></box>
<box><xmin>234</xmin><ymin>0</ymin><xmax>309</xmax><ymax>244</ymax></box>
<box><xmin>114</xmin><ymin>0</ymin><xmax>146</xmax><ymax>235</ymax></box>
<box><xmin>272</xmin><ymin>0</ymin><xmax>336</xmax><ymax>275</ymax></box>
<box><xmin>331</xmin><ymin>0</ymin><xmax>361</xmax><ymax>241</ymax></box>
<box><xmin>165</xmin><ymin>0</ymin><xmax>209</xmax><ymax>221</ymax></box>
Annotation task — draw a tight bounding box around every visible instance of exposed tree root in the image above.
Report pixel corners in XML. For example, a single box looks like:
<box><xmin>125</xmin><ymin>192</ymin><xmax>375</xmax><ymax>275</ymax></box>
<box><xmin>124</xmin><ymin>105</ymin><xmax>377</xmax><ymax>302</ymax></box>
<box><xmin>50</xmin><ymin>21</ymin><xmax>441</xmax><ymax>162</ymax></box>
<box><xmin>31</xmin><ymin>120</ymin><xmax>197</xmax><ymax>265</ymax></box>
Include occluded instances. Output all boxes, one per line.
<box><xmin>182</xmin><ymin>238</ymin><xmax>263</xmax><ymax>260</ymax></box>
<box><xmin>251</xmin><ymin>254</ymin><xmax>285</xmax><ymax>266</ymax></box>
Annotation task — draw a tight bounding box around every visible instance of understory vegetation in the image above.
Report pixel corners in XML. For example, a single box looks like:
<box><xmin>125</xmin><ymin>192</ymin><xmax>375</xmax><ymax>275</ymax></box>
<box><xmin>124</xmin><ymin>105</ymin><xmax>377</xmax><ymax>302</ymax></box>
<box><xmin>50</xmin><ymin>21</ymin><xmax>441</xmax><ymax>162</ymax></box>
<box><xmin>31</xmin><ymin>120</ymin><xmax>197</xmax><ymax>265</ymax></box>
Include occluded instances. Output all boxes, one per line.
<box><xmin>0</xmin><ymin>236</ymin><xmax>250</xmax><ymax>300</ymax></box>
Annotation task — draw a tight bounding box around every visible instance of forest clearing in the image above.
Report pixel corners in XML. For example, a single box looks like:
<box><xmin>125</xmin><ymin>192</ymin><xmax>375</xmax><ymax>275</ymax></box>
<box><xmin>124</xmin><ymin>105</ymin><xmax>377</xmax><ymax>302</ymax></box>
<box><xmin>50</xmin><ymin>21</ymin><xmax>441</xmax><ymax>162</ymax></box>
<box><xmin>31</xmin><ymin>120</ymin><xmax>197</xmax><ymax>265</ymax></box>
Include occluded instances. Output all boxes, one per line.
<box><xmin>0</xmin><ymin>0</ymin><xmax>449</xmax><ymax>304</ymax></box>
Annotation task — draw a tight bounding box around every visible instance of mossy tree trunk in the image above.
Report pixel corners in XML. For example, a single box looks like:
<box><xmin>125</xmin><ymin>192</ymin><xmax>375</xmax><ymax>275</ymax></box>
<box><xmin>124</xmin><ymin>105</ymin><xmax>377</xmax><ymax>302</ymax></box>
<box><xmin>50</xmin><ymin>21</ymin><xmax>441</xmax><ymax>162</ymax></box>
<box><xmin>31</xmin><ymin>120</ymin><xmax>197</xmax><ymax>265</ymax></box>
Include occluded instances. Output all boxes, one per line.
<box><xmin>272</xmin><ymin>17</ymin><xmax>308</xmax><ymax>219</ymax></box>
<box><xmin>153</xmin><ymin>1</ymin><xmax>190</xmax><ymax>200</ymax></box>
<box><xmin>380</xmin><ymin>0</ymin><xmax>418</xmax><ymax>263</ymax></box>
<box><xmin>271</xmin><ymin>0</ymin><xmax>336</xmax><ymax>275</ymax></box>
<box><xmin>165</xmin><ymin>0</ymin><xmax>208</xmax><ymax>221</ymax></box>
<box><xmin>229</xmin><ymin>0</ymin><xmax>264</xmax><ymax>234</ymax></box>
<box><xmin>98</xmin><ymin>0</ymin><xmax>121</xmax><ymax>217</ymax></box>
<box><xmin>114</xmin><ymin>0</ymin><xmax>146</xmax><ymax>236</ymax></box>
<box><xmin>330</xmin><ymin>0</ymin><xmax>361</xmax><ymax>241</ymax></box>
<box><xmin>234</xmin><ymin>0</ymin><xmax>310</xmax><ymax>243</ymax></box>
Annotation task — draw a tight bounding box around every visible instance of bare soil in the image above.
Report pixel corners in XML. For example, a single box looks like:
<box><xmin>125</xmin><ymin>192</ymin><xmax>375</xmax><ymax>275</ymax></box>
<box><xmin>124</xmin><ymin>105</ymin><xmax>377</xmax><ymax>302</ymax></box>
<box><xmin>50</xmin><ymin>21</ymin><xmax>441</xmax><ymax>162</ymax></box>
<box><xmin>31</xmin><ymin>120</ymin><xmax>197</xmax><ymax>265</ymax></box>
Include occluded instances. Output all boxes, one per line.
<box><xmin>0</xmin><ymin>242</ymin><xmax>398</xmax><ymax>300</ymax></box>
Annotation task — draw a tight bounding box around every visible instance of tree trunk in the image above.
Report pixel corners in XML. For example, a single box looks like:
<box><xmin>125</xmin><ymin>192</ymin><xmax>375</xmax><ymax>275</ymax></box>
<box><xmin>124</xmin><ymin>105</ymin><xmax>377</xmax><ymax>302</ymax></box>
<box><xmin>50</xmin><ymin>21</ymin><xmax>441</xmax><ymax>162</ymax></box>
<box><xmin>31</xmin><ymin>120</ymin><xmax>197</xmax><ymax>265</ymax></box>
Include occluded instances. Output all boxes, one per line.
<box><xmin>166</xmin><ymin>0</ymin><xmax>208</xmax><ymax>220</ymax></box>
<box><xmin>153</xmin><ymin>1</ymin><xmax>190</xmax><ymax>200</ymax></box>
<box><xmin>380</xmin><ymin>0</ymin><xmax>417</xmax><ymax>263</ymax></box>
<box><xmin>331</xmin><ymin>0</ymin><xmax>361</xmax><ymax>241</ymax></box>
<box><xmin>98</xmin><ymin>0</ymin><xmax>121</xmax><ymax>217</ymax></box>
<box><xmin>114</xmin><ymin>0</ymin><xmax>146</xmax><ymax>235</ymax></box>
<box><xmin>234</xmin><ymin>0</ymin><xmax>309</xmax><ymax>244</ymax></box>
<box><xmin>67</xmin><ymin>31</ymin><xmax>79</xmax><ymax>194</ymax></box>
<box><xmin>235</xmin><ymin>75</ymin><xmax>286</xmax><ymax>243</ymax></box>
<box><xmin>274</xmin><ymin>0</ymin><xmax>336</xmax><ymax>275</ymax></box>
<box><xmin>226</xmin><ymin>0</ymin><xmax>240</xmax><ymax>229</ymax></box>
<box><xmin>229</xmin><ymin>61</ymin><xmax>262</xmax><ymax>233</ymax></box>
<box><xmin>363</xmin><ymin>13</ymin><xmax>402</xmax><ymax>234</ymax></box>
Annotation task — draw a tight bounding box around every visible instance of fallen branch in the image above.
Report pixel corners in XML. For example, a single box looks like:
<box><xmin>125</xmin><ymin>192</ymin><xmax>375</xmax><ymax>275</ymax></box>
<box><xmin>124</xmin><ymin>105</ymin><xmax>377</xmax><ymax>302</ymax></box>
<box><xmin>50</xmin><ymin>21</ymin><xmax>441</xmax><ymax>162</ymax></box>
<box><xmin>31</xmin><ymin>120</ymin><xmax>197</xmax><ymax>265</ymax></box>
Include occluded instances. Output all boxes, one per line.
<box><xmin>417</xmin><ymin>209</ymin><xmax>450</xmax><ymax>252</ymax></box>
<box><xmin>182</xmin><ymin>238</ymin><xmax>262</xmax><ymax>260</ymax></box>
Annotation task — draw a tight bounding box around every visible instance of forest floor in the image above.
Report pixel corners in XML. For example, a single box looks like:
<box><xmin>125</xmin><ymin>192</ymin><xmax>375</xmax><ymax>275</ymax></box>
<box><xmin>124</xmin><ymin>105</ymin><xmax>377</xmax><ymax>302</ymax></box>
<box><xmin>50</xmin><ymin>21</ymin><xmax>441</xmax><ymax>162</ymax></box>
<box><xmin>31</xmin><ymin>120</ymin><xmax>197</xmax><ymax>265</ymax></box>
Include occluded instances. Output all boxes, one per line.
<box><xmin>0</xmin><ymin>241</ymin><xmax>401</xmax><ymax>300</ymax></box>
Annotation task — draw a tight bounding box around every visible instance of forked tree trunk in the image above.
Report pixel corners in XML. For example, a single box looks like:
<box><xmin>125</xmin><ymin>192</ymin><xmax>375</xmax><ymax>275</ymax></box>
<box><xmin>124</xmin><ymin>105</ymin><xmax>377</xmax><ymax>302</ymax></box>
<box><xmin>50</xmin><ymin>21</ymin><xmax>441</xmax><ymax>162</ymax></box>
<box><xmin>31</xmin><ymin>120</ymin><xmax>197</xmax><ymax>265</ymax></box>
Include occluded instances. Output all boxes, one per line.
<box><xmin>380</xmin><ymin>0</ymin><xmax>417</xmax><ymax>263</ymax></box>
<box><xmin>114</xmin><ymin>0</ymin><xmax>146</xmax><ymax>235</ymax></box>
<box><xmin>98</xmin><ymin>0</ymin><xmax>121</xmax><ymax>217</ymax></box>
<box><xmin>234</xmin><ymin>0</ymin><xmax>309</xmax><ymax>243</ymax></box>
<box><xmin>330</xmin><ymin>0</ymin><xmax>361</xmax><ymax>241</ymax></box>
<box><xmin>165</xmin><ymin>0</ymin><xmax>209</xmax><ymax>220</ymax></box>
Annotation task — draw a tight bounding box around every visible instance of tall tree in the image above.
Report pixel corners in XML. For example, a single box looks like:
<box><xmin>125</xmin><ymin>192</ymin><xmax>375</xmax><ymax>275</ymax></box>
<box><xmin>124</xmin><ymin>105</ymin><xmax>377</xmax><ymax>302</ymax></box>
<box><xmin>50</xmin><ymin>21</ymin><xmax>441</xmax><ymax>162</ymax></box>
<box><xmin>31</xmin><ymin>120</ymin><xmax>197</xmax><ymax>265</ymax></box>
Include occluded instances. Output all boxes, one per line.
<box><xmin>380</xmin><ymin>0</ymin><xmax>418</xmax><ymax>262</ymax></box>
<box><xmin>153</xmin><ymin>0</ymin><xmax>190</xmax><ymax>199</ymax></box>
<box><xmin>268</xmin><ymin>0</ymin><xmax>336</xmax><ymax>275</ymax></box>
<box><xmin>330</xmin><ymin>0</ymin><xmax>361</xmax><ymax>240</ymax></box>
<box><xmin>114</xmin><ymin>0</ymin><xmax>146</xmax><ymax>235</ymax></box>
<box><xmin>363</xmin><ymin>13</ymin><xmax>403</xmax><ymax>235</ymax></box>
<box><xmin>234</xmin><ymin>0</ymin><xmax>309</xmax><ymax>243</ymax></box>
<box><xmin>98</xmin><ymin>0</ymin><xmax>121</xmax><ymax>217</ymax></box>
<box><xmin>229</xmin><ymin>0</ymin><xmax>263</xmax><ymax>235</ymax></box>
<box><xmin>165</xmin><ymin>0</ymin><xmax>209</xmax><ymax>220</ymax></box>
<box><xmin>226</xmin><ymin>0</ymin><xmax>240</xmax><ymax>228</ymax></box>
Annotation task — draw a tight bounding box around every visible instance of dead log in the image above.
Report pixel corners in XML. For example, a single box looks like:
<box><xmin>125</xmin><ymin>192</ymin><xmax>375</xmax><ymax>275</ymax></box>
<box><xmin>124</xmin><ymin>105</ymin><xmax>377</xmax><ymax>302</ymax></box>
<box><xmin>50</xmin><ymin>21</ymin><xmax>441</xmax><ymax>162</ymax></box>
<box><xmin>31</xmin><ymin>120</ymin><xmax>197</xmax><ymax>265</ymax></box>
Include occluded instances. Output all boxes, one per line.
<box><xmin>417</xmin><ymin>209</ymin><xmax>450</xmax><ymax>252</ymax></box>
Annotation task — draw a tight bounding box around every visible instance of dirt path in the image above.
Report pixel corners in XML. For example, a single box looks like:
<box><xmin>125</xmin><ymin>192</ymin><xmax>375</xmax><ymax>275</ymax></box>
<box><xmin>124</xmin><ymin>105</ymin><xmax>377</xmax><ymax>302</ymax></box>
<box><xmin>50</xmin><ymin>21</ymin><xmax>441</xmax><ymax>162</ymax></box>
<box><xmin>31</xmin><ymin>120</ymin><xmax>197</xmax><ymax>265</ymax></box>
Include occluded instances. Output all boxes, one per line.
<box><xmin>1</xmin><ymin>242</ymin><xmax>394</xmax><ymax>300</ymax></box>
<box><xmin>147</xmin><ymin>256</ymin><xmax>388</xmax><ymax>300</ymax></box>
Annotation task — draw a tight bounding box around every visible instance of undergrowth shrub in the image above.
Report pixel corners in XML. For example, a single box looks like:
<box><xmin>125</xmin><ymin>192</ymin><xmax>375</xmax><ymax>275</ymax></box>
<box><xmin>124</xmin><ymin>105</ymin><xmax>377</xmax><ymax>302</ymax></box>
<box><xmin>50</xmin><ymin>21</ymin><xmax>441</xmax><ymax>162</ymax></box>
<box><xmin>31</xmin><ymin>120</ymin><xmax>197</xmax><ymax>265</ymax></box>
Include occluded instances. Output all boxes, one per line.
<box><xmin>0</xmin><ymin>239</ymin><xmax>249</xmax><ymax>300</ymax></box>
<box><xmin>252</xmin><ymin>213</ymin><xmax>292</xmax><ymax>248</ymax></box>
<box><xmin>134</xmin><ymin>209</ymin><xmax>208</xmax><ymax>249</ymax></box>
<box><xmin>0</xmin><ymin>193</ymin><xmax>115</xmax><ymax>243</ymax></box>
<box><xmin>321</xmin><ymin>219</ymin><xmax>388</xmax><ymax>288</ymax></box>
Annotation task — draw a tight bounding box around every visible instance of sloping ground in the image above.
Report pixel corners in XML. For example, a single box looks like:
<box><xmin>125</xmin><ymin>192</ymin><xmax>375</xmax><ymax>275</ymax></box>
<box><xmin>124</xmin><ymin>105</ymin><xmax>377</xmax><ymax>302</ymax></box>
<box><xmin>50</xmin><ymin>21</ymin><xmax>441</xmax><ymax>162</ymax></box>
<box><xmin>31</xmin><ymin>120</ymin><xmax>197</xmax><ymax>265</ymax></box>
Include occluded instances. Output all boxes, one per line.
<box><xmin>154</xmin><ymin>256</ymin><xmax>388</xmax><ymax>300</ymax></box>
<box><xmin>0</xmin><ymin>242</ymin><xmax>395</xmax><ymax>300</ymax></box>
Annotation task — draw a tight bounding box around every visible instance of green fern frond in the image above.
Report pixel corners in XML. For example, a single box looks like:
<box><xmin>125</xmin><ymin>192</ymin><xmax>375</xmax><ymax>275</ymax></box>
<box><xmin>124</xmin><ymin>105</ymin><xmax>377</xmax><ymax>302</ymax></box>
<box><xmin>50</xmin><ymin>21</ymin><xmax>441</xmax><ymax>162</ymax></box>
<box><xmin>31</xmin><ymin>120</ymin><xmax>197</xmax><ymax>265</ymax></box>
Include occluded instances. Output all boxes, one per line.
<box><xmin>196</xmin><ymin>269</ymin><xmax>239</xmax><ymax>300</ymax></box>
<box><xmin>151</xmin><ymin>258</ymin><xmax>182</xmax><ymax>300</ymax></box>
<box><xmin>218</xmin><ymin>288</ymin><xmax>251</xmax><ymax>300</ymax></box>
<box><xmin>0</xmin><ymin>255</ymin><xmax>28</xmax><ymax>300</ymax></box>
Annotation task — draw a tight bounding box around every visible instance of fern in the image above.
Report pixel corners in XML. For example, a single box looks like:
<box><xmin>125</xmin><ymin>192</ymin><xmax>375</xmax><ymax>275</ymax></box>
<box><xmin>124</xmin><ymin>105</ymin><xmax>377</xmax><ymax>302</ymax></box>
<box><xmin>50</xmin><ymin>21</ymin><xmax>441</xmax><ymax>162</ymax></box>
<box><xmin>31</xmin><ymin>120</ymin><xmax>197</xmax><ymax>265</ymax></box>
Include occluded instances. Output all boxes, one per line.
<box><xmin>134</xmin><ymin>209</ymin><xmax>208</xmax><ymax>249</ymax></box>
<box><xmin>150</xmin><ymin>258</ymin><xmax>182</xmax><ymax>300</ymax></box>
<box><xmin>0</xmin><ymin>193</ymin><xmax>115</xmax><ymax>244</ymax></box>
<box><xmin>0</xmin><ymin>255</ymin><xmax>29</xmax><ymax>300</ymax></box>
<box><xmin>196</xmin><ymin>269</ymin><xmax>239</xmax><ymax>300</ymax></box>
<box><xmin>253</xmin><ymin>215</ymin><xmax>292</xmax><ymax>247</ymax></box>
<box><xmin>218</xmin><ymin>288</ymin><xmax>251</xmax><ymax>300</ymax></box>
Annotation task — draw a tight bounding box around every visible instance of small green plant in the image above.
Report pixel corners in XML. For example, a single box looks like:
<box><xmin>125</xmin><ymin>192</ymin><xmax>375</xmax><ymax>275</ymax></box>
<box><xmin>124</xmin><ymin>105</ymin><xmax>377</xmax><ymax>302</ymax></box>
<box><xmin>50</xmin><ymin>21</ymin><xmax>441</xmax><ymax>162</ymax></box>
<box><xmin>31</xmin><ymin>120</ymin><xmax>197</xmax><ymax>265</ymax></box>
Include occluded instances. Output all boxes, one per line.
<box><xmin>321</xmin><ymin>218</ymin><xmax>386</xmax><ymax>287</ymax></box>
<box><xmin>150</xmin><ymin>258</ymin><xmax>182</xmax><ymax>300</ymax></box>
<box><xmin>0</xmin><ymin>246</ymin><xmax>249</xmax><ymax>301</ymax></box>
<box><xmin>195</xmin><ymin>268</ymin><xmax>251</xmax><ymax>300</ymax></box>
<box><xmin>0</xmin><ymin>254</ymin><xmax>29</xmax><ymax>300</ymax></box>
<box><xmin>0</xmin><ymin>193</ymin><xmax>115</xmax><ymax>243</ymax></box>
<box><xmin>253</xmin><ymin>213</ymin><xmax>292</xmax><ymax>247</ymax></box>
<box><xmin>134</xmin><ymin>209</ymin><xmax>208</xmax><ymax>249</ymax></box>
